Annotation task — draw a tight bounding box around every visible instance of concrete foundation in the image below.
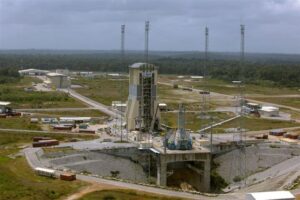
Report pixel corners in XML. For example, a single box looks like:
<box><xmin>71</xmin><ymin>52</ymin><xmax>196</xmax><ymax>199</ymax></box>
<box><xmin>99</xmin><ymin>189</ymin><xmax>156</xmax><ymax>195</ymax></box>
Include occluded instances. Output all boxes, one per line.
<box><xmin>156</xmin><ymin>151</ymin><xmax>211</xmax><ymax>192</ymax></box>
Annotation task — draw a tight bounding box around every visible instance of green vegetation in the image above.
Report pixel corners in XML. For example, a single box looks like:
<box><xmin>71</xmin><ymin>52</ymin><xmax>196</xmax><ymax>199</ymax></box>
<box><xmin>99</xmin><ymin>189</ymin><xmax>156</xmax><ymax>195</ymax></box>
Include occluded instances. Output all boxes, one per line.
<box><xmin>210</xmin><ymin>160</ymin><xmax>228</xmax><ymax>192</ymax></box>
<box><xmin>161</xmin><ymin>112</ymin><xmax>234</xmax><ymax>131</ymax></box>
<box><xmin>233</xmin><ymin>176</ymin><xmax>242</xmax><ymax>182</ymax></box>
<box><xmin>1</xmin><ymin>51</ymin><xmax>300</xmax><ymax>87</ymax></box>
<box><xmin>216</xmin><ymin>116</ymin><xmax>300</xmax><ymax>131</ymax></box>
<box><xmin>1</xmin><ymin>89</ymin><xmax>85</xmax><ymax>109</ymax></box>
<box><xmin>158</xmin><ymin>84</ymin><xmax>203</xmax><ymax>110</ymax></box>
<box><xmin>0</xmin><ymin>76</ymin><xmax>85</xmax><ymax>109</ymax></box>
<box><xmin>79</xmin><ymin>189</ymin><xmax>185</xmax><ymax>200</ymax></box>
<box><xmin>0</xmin><ymin>67</ymin><xmax>20</xmax><ymax>84</ymax></box>
<box><xmin>0</xmin><ymin>131</ymin><xmax>96</xmax><ymax>146</ymax></box>
<box><xmin>31</xmin><ymin>109</ymin><xmax>107</xmax><ymax>117</ymax></box>
<box><xmin>0</xmin><ymin>130</ymin><xmax>98</xmax><ymax>200</ymax></box>
<box><xmin>159</xmin><ymin>76</ymin><xmax>299</xmax><ymax>96</ymax></box>
<box><xmin>72</xmin><ymin>76</ymin><xmax>128</xmax><ymax>106</ymax></box>
<box><xmin>0</xmin><ymin>117</ymin><xmax>41</xmax><ymax>130</ymax></box>
<box><xmin>0</xmin><ymin>154</ymin><xmax>86</xmax><ymax>200</ymax></box>
<box><xmin>250</xmin><ymin>97</ymin><xmax>300</xmax><ymax>109</ymax></box>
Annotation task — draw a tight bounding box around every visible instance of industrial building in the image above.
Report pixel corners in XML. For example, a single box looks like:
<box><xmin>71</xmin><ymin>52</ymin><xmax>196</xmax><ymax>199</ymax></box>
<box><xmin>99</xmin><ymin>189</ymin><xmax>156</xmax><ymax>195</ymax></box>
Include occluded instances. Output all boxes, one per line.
<box><xmin>55</xmin><ymin>69</ymin><xmax>69</xmax><ymax>76</ymax></box>
<box><xmin>246</xmin><ymin>191</ymin><xmax>295</xmax><ymax>200</ymax></box>
<box><xmin>125</xmin><ymin>62</ymin><xmax>160</xmax><ymax>132</ymax></box>
<box><xmin>0</xmin><ymin>101</ymin><xmax>21</xmax><ymax>116</ymax></box>
<box><xmin>112</xmin><ymin>101</ymin><xmax>127</xmax><ymax>112</ymax></box>
<box><xmin>259</xmin><ymin>106</ymin><xmax>279</xmax><ymax>117</ymax></box>
<box><xmin>18</xmin><ymin>68</ymin><xmax>49</xmax><ymax>76</ymax></box>
<box><xmin>46</xmin><ymin>72</ymin><xmax>70</xmax><ymax>89</ymax></box>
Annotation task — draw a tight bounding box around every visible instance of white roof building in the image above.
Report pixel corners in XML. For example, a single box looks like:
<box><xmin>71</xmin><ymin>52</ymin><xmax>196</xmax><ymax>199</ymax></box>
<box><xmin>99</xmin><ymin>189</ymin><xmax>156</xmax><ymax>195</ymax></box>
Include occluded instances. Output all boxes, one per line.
<box><xmin>18</xmin><ymin>69</ymin><xmax>49</xmax><ymax>76</ymax></box>
<box><xmin>59</xmin><ymin>117</ymin><xmax>91</xmax><ymax>122</ymax></box>
<box><xmin>246</xmin><ymin>191</ymin><xmax>295</xmax><ymax>200</ymax></box>
<box><xmin>261</xmin><ymin>106</ymin><xmax>279</xmax><ymax>112</ymax></box>
<box><xmin>0</xmin><ymin>101</ymin><xmax>11</xmax><ymax>106</ymax></box>
<box><xmin>259</xmin><ymin>106</ymin><xmax>279</xmax><ymax>117</ymax></box>
<box><xmin>190</xmin><ymin>76</ymin><xmax>204</xmax><ymax>79</ymax></box>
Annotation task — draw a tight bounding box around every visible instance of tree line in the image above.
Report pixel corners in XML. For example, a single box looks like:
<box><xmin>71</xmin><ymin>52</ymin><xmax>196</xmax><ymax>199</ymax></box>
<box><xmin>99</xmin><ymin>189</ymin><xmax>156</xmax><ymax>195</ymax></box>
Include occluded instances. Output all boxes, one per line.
<box><xmin>0</xmin><ymin>52</ymin><xmax>299</xmax><ymax>87</ymax></box>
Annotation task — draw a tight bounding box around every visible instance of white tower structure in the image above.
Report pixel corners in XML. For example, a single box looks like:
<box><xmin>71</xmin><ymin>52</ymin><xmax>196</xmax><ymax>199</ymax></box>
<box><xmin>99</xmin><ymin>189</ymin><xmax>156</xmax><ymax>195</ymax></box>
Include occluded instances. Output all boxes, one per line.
<box><xmin>126</xmin><ymin>63</ymin><xmax>160</xmax><ymax>132</ymax></box>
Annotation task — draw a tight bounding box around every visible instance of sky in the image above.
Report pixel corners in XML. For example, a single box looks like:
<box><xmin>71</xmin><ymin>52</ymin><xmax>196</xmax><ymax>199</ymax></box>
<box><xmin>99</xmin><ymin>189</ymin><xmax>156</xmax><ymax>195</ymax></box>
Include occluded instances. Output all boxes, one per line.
<box><xmin>0</xmin><ymin>0</ymin><xmax>300</xmax><ymax>54</ymax></box>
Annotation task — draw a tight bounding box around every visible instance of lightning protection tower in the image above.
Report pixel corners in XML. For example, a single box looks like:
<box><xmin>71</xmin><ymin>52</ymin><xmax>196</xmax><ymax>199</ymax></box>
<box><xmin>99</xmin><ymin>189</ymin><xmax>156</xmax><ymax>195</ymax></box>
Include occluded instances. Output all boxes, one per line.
<box><xmin>200</xmin><ymin>27</ymin><xmax>211</xmax><ymax>127</ymax></box>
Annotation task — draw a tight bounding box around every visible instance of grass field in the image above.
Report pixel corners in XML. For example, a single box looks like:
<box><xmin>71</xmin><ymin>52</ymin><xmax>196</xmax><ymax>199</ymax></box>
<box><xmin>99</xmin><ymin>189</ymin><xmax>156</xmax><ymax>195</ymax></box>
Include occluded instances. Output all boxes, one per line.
<box><xmin>0</xmin><ymin>131</ymin><xmax>96</xmax><ymax>146</ymax></box>
<box><xmin>0</xmin><ymin>117</ymin><xmax>41</xmax><ymax>130</ymax></box>
<box><xmin>73</xmin><ymin>76</ymin><xmax>209</xmax><ymax>110</ymax></box>
<box><xmin>31</xmin><ymin>109</ymin><xmax>108</xmax><ymax>117</ymax></box>
<box><xmin>161</xmin><ymin>112</ymin><xmax>234</xmax><ymax>131</ymax></box>
<box><xmin>79</xmin><ymin>189</ymin><xmax>185</xmax><ymax>200</ymax></box>
<box><xmin>215</xmin><ymin>116</ymin><xmax>300</xmax><ymax>131</ymax></box>
<box><xmin>0</xmin><ymin>130</ymin><xmax>98</xmax><ymax>200</ymax></box>
<box><xmin>73</xmin><ymin>76</ymin><xmax>128</xmax><ymax>106</ymax></box>
<box><xmin>250</xmin><ymin>97</ymin><xmax>300</xmax><ymax>109</ymax></box>
<box><xmin>0</xmin><ymin>76</ymin><xmax>86</xmax><ymax>109</ymax></box>
<box><xmin>158</xmin><ymin>75</ymin><xmax>299</xmax><ymax>96</ymax></box>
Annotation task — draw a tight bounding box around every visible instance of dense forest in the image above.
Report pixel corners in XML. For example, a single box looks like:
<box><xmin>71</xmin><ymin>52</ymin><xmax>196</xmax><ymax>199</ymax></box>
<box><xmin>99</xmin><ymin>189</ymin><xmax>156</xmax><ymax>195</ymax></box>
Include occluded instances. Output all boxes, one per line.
<box><xmin>0</xmin><ymin>67</ymin><xmax>20</xmax><ymax>84</ymax></box>
<box><xmin>0</xmin><ymin>50</ymin><xmax>299</xmax><ymax>87</ymax></box>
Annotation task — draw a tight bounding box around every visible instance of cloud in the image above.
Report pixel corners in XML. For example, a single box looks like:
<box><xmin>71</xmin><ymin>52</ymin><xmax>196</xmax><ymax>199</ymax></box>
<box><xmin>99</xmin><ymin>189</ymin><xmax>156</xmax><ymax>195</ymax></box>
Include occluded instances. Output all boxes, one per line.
<box><xmin>0</xmin><ymin>0</ymin><xmax>299</xmax><ymax>53</ymax></box>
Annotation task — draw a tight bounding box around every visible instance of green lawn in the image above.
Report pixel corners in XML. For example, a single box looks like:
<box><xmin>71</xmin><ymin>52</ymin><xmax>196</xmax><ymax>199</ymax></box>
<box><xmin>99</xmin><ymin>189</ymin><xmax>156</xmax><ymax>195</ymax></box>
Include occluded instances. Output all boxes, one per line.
<box><xmin>79</xmin><ymin>189</ymin><xmax>185</xmax><ymax>200</ymax></box>
<box><xmin>161</xmin><ymin>112</ymin><xmax>234</xmax><ymax>131</ymax></box>
<box><xmin>0</xmin><ymin>130</ymin><xmax>98</xmax><ymax>200</ymax></box>
<box><xmin>72</xmin><ymin>76</ymin><xmax>128</xmax><ymax>106</ymax></box>
<box><xmin>0</xmin><ymin>155</ymin><xmax>86</xmax><ymax>200</ymax></box>
<box><xmin>0</xmin><ymin>77</ymin><xmax>86</xmax><ymax>109</ymax></box>
<box><xmin>215</xmin><ymin>116</ymin><xmax>300</xmax><ymax>131</ymax></box>
<box><xmin>0</xmin><ymin>117</ymin><xmax>41</xmax><ymax>130</ymax></box>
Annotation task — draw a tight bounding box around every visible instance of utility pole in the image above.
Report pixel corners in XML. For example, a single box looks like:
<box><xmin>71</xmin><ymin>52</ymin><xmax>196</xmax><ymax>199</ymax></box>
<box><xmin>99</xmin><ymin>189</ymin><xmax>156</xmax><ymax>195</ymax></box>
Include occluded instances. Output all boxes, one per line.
<box><xmin>120</xmin><ymin>24</ymin><xmax>125</xmax><ymax>142</ymax></box>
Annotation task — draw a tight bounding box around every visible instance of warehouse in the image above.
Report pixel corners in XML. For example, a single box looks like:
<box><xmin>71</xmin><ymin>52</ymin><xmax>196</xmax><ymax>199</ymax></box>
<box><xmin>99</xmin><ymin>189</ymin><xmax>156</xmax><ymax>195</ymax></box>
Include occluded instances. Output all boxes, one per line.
<box><xmin>259</xmin><ymin>106</ymin><xmax>279</xmax><ymax>117</ymax></box>
<box><xmin>18</xmin><ymin>68</ymin><xmax>49</xmax><ymax>76</ymax></box>
<box><xmin>46</xmin><ymin>72</ymin><xmax>70</xmax><ymax>89</ymax></box>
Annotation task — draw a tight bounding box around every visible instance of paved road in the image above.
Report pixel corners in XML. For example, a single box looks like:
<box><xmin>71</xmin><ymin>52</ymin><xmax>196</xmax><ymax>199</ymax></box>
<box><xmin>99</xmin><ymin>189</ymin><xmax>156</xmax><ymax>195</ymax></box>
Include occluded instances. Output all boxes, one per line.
<box><xmin>23</xmin><ymin>147</ymin><xmax>243</xmax><ymax>200</ymax></box>
<box><xmin>236</xmin><ymin>155</ymin><xmax>300</xmax><ymax>193</ymax></box>
<box><xmin>36</xmin><ymin>75</ymin><xmax>120</xmax><ymax>117</ymax></box>
<box><xmin>17</xmin><ymin>107</ymin><xmax>96</xmax><ymax>112</ymax></box>
<box><xmin>77</xmin><ymin>175</ymin><xmax>243</xmax><ymax>200</ymax></box>
<box><xmin>0</xmin><ymin>128</ymin><xmax>95</xmax><ymax>136</ymax></box>
<box><xmin>60</xmin><ymin>89</ymin><xmax>120</xmax><ymax>117</ymax></box>
<box><xmin>246</xmin><ymin>94</ymin><xmax>300</xmax><ymax>98</ymax></box>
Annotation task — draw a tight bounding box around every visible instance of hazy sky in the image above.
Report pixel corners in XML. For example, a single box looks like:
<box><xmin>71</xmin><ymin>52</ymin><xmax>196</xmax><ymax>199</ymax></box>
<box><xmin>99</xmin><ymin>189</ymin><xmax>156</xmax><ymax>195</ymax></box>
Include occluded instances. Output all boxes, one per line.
<box><xmin>1</xmin><ymin>0</ymin><xmax>300</xmax><ymax>53</ymax></box>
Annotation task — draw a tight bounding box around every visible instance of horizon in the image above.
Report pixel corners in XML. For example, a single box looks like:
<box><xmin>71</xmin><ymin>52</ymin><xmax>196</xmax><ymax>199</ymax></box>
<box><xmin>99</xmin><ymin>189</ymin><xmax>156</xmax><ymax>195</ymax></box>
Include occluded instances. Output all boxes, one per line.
<box><xmin>1</xmin><ymin>48</ymin><xmax>300</xmax><ymax>56</ymax></box>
